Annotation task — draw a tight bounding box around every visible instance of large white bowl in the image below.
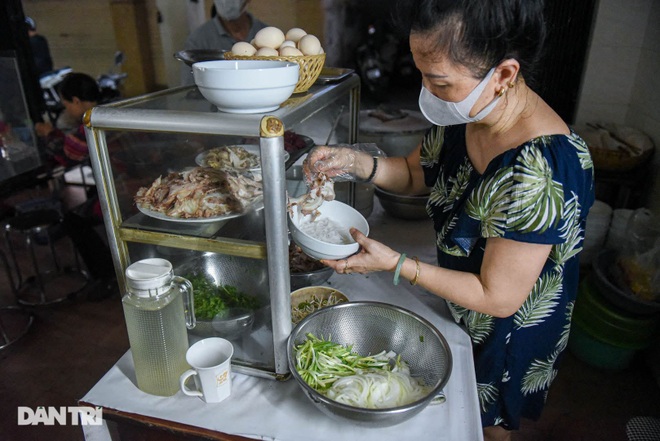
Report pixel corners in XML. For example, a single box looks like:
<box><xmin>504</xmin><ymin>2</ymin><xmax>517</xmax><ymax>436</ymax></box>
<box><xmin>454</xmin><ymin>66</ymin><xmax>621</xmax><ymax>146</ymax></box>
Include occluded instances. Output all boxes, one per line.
<box><xmin>192</xmin><ymin>60</ymin><xmax>299</xmax><ymax>114</ymax></box>
<box><xmin>288</xmin><ymin>200</ymin><xmax>370</xmax><ymax>260</ymax></box>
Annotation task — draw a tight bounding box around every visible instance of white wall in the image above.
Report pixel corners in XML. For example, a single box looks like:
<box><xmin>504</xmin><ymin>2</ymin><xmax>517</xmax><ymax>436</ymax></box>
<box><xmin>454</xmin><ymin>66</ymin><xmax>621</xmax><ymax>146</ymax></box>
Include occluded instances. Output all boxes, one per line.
<box><xmin>575</xmin><ymin>0</ymin><xmax>649</xmax><ymax>124</ymax></box>
<box><xmin>627</xmin><ymin>0</ymin><xmax>660</xmax><ymax>212</ymax></box>
<box><xmin>155</xmin><ymin>0</ymin><xmax>192</xmax><ymax>88</ymax></box>
<box><xmin>575</xmin><ymin>0</ymin><xmax>660</xmax><ymax>213</ymax></box>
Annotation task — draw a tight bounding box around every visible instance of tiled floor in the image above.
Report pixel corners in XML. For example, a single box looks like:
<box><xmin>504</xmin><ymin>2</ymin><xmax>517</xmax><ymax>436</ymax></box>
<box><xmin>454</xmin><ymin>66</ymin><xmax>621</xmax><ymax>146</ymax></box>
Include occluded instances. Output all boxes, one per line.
<box><xmin>1</xmin><ymin>173</ymin><xmax>660</xmax><ymax>440</ymax></box>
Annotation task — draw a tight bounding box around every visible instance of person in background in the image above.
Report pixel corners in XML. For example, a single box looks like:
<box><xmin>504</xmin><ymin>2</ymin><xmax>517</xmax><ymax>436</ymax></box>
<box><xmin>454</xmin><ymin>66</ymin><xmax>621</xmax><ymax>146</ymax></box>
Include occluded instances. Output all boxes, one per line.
<box><xmin>35</xmin><ymin>73</ymin><xmax>99</xmax><ymax>168</ymax></box>
<box><xmin>25</xmin><ymin>16</ymin><xmax>53</xmax><ymax>77</ymax></box>
<box><xmin>35</xmin><ymin>72</ymin><xmax>116</xmax><ymax>300</ymax></box>
<box><xmin>180</xmin><ymin>0</ymin><xmax>268</xmax><ymax>85</ymax></box>
<box><xmin>304</xmin><ymin>0</ymin><xmax>594</xmax><ymax>440</ymax></box>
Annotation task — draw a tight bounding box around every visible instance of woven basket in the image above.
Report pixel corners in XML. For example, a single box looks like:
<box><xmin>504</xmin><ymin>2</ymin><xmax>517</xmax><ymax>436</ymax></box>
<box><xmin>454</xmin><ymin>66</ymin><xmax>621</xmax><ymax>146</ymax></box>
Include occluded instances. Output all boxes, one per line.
<box><xmin>223</xmin><ymin>52</ymin><xmax>325</xmax><ymax>94</ymax></box>
<box><xmin>588</xmin><ymin>146</ymin><xmax>653</xmax><ymax>172</ymax></box>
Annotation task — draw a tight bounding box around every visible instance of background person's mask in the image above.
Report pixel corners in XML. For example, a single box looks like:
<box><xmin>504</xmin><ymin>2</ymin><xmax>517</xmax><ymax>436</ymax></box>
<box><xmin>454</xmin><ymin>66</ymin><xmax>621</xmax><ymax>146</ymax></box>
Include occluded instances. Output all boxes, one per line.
<box><xmin>214</xmin><ymin>0</ymin><xmax>246</xmax><ymax>21</ymax></box>
<box><xmin>419</xmin><ymin>68</ymin><xmax>500</xmax><ymax>126</ymax></box>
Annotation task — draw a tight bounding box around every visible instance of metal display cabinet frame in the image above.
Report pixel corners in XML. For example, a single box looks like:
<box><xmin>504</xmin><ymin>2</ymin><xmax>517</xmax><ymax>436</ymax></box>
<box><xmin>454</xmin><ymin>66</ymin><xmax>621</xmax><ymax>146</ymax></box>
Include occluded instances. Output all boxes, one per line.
<box><xmin>84</xmin><ymin>76</ymin><xmax>360</xmax><ymax>380</ymax></box>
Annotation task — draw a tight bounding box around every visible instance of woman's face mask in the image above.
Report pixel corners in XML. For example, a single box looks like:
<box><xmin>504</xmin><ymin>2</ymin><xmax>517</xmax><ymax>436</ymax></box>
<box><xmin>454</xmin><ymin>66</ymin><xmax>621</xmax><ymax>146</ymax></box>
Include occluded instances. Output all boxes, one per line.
<box><xmin>214</xmin><ymin>0</ymin><xmax>246</xmax><ymax>21</ymax></box>
<box><xmin>418</xmin><ymin>67</ymin><xmax>500</xmax><ymax>126</ymax></box>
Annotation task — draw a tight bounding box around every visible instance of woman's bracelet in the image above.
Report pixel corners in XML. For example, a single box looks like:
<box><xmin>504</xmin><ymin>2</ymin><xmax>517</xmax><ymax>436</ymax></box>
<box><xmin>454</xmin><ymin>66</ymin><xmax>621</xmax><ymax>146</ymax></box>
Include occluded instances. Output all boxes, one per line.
<box><xmin>392</xmin><ymin>253</ymin><xmax>407</xmax><ymax>285</ymax></box>
<box><xmin>410</xmin><ymin>256</ymin><xmax>420</xmax><ymax>286</ymax></box>
<box><xmin>364</xmin><ymin>156</ymin><xmax>378</xmax><ymax>183</ymax></box>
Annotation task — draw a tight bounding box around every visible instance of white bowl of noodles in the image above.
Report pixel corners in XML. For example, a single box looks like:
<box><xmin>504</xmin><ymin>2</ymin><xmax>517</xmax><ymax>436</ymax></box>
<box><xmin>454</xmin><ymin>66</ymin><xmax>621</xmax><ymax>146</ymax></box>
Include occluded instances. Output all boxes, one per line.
<box><xmin>288</xmin><ymin>200</ymin><xmax>369</xmax><ymax>261</ymax></box>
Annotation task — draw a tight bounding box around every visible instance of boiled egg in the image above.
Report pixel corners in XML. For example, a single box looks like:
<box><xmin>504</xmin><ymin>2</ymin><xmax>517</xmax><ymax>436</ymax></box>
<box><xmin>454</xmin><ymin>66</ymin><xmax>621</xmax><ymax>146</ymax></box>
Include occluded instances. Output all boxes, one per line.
<box><xmin>279</xmin><ymin>46</ymin><xmax>303</xmax><ymax>56</ymax></box>
<box><xmin>254</xmin><ymin>26</ymin><xmax>285</xmax><ymax>49</ymax></box>
<box><xmin>231</xmin><ymin>41</ymin><xmax>257</xmax><ymax>56</ymax></box>
<box><xmin>298</xmin><ymin>34</ymin><xmax>322</xmax><ymax>56</ymax></box>
<box><xmin>280</xmin><ymin>40</ymin><xmax>297</xmax><ymax>49</ymax></box>
<box><xmin>285</xmin><ymin>28</ymin><xmax>307</xmax><ymax>43</ymax></box>
<box><xmin>255</xmin><ymin>47</ymin><xmax>279</xmax><ymax>56</ymax></box>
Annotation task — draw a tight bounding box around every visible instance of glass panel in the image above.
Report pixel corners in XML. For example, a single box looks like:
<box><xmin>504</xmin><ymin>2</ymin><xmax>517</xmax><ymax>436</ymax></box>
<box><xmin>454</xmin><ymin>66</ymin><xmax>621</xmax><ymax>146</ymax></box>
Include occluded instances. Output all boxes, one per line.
<box><xmin>128</xmin><ymin>244</ymin><xmax>275</xmax><ymax>371</ymax></box>
<box><xmin>107</xmin><ymin>130</ymin><xmax>266</xmax><ymax>241</ymax></box>
<box><xmin>0</xmin><ymin>55</ymin><xmax>41</xmax><ymax>183</ymax></box>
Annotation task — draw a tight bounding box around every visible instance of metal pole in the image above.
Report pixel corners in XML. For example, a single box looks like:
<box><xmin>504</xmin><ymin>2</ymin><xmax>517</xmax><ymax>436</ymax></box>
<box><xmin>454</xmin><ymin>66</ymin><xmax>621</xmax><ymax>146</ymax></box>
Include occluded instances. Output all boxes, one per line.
<box><xmin>259</xmin><ymin>116</ymin><xmax>292</xmax><ymax>377</ymax></box>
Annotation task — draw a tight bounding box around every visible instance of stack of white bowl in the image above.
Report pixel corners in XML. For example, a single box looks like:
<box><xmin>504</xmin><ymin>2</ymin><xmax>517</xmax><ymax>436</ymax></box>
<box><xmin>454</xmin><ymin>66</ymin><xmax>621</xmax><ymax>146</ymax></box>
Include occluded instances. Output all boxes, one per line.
<box><xmin>582</xmin><ymin>200</ymin><xmax>613</xmax><ymax>265</ymax></box>
<box><xmin>605</xmin><ymin>208</ymin><xmax>634</xmax><ymax>253</ymax></box>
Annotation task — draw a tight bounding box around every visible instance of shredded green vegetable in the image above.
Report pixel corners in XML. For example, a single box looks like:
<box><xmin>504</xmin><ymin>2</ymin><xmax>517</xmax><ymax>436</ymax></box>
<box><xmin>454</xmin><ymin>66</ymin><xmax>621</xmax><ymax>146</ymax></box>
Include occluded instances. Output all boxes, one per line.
<box><xmin>186</xmin><ymin>273</ymin><xmax>260</xmax><ymax>320</ymax></box>
<box><xmin>294</xmin><ymin>334</ymin><xmax>431</xmax><ymax>408</ymax></box>
<box><xmin>294</xmin><ymin>334</ymin><xmax>394</xmax><ymax>391</ymax></box>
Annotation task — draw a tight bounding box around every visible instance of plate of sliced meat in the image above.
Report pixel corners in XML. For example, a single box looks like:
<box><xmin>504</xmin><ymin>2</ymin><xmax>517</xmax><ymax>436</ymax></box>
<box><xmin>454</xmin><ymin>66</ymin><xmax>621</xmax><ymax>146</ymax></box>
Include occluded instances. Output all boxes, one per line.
<box><xmin>196</xmin><ymin>144</ymin><xmax>289</xmax><ymax>172</ymax></box>
<box><xmin>134</xmin><ymin>166</ymin><xmax>263</xmax><ymax>222</ymax></box>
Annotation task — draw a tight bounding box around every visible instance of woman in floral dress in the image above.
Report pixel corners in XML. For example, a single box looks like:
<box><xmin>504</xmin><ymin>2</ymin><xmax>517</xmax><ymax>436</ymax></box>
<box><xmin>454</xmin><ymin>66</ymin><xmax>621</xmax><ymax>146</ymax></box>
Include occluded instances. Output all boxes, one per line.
<box><xmin>304</xmin><ymin>0</ymin><xmax>594</xmax><ymax>439</ymax></box>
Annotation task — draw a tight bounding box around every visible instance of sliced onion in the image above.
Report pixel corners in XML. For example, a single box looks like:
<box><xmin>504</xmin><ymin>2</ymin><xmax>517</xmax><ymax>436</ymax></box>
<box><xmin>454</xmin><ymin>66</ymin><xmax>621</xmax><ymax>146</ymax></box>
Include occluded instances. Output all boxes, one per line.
<box><xmin>325</xmin><ymin>368</ymin><xmax>429</xmax><ymax>409</ymax></box>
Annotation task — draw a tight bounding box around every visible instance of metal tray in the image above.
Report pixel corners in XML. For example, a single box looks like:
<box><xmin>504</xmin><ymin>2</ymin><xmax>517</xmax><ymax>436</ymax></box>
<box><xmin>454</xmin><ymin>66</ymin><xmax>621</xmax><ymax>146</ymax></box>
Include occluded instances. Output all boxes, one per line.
<box><xmin>314</xmin><ymin>67</ymin><xmax>354</xmax><ymax>84</ymax></box>
<box><xmin>174</xmin><ymin>49</ymin><xmax>226</xmax><ymax>66</ymax></box>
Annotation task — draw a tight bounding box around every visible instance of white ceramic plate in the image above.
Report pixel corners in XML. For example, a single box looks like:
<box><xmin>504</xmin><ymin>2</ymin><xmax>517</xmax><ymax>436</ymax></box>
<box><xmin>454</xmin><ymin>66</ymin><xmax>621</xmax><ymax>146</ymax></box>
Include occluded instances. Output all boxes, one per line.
<box><xmin>137</xmin><ymin>198</ymin><xmax>263</xmax><ymax>224</ymax></box>
<box><xmin>195</xmin><ymin>144</ymin><xmax>289</xmax><ymax>171</ymax></box>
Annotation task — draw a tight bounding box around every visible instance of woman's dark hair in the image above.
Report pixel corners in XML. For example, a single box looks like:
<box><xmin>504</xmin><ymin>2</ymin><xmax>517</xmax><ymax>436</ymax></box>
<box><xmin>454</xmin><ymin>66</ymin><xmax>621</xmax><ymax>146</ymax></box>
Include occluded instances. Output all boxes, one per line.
<box><xmin>58</xmin><ymin>72</ymin><xmax>101</xmax><ymax>103</ymax></box>
<box><xmin>393</xmin><ymin>0</ymin><xmax>546</xmax><ymax>87</ymax></box>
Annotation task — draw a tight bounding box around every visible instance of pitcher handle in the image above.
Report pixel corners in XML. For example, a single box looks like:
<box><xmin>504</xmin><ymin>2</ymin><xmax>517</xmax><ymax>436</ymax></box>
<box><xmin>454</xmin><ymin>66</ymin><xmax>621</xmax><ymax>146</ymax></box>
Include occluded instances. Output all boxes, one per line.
<box><xmin>174</xmin><ymin>276</ymin><xmax>196</xmax><ymax>329</ymax></box>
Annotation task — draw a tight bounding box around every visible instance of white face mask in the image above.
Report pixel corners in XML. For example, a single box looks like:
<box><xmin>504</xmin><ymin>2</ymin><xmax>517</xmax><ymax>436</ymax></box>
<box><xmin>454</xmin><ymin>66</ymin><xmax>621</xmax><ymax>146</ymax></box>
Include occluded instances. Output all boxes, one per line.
<box><xmin>214</xmin><ymin>0</ymin><xmax>246</xmax><ymax>21</ymax></box>
<box><xmin>418</xmin><ymin>67</ymin><xmax>500</xmax><ymax>126</ymax></box>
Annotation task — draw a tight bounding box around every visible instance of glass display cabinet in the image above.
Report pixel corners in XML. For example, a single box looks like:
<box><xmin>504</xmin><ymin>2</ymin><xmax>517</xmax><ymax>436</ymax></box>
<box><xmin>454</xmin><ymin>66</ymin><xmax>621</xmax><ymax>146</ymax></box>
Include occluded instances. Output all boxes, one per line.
<box><xmin>0</xmin><ymin>53</ymin><xmax>41</xmax><ymax>185</ymax></box>
<box><xmin>84</xmin><ymin>75</ymin><xmax>360</xmax><ymax>380</ymax></box>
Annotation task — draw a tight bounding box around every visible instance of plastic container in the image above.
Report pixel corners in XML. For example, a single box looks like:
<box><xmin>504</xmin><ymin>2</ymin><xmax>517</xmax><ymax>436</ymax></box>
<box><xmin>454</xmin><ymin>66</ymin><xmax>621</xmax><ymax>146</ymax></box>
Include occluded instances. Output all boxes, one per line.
<box><xmin>575</xmin><ymin>276</ymin><xmax>659</xmax><ymax>347</ymax></box>
<box><xmin>569</xmin><ymin>322</ymin><xmax>638</xmax><ymax>371</ymax></box>
<box><xmin>592</xmin><ymin>250</ymin><xmax>660</xmax><ymax>316</ymax></box>
<box><xmin>581</xmin><ymin>200</ymin><xmax>612</xmax><ymax>266</ymax></box>
<box><xmin>122</xmin><ymin>258</ymin><xmax>196</xmax><ymax>396</ymax></box>
<box><xmin>569</xmin><ymin>276</ymin><xmax>660</xmax><ymax>370</ymax></box>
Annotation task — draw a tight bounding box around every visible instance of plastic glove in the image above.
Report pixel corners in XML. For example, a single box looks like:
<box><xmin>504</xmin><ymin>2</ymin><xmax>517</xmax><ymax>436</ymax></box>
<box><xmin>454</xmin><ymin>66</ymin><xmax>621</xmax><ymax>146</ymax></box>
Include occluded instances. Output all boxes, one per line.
<box><xmin>303</xmin><ymin>143</ymin><xmax>385</xmax><ymax>183</ymax></box>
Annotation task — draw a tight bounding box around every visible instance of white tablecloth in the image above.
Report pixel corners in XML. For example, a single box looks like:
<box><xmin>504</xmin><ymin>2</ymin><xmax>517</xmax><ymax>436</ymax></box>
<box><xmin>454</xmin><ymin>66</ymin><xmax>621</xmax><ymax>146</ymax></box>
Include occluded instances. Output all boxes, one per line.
<box><xmin>81</xmin><ymin>200</ymin><xmax>483</xmax><ymax>441</ymax></box>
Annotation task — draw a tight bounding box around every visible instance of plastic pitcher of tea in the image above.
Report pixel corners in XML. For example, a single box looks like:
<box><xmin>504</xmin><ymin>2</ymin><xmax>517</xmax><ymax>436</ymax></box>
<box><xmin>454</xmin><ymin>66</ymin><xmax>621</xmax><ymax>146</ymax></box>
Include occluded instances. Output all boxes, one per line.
<box><xmin>122</xmin><ymin>258</ymin><xmax>195</xmax><ymax>396</ymax></box>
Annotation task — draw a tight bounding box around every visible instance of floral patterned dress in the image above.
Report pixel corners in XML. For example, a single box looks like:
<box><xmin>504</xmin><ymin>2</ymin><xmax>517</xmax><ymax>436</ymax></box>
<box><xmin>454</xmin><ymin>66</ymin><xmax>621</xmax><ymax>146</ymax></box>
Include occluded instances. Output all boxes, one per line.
<box><xmin>421</xmin><ymin>124</ymin><xmax>594</xmax><ymax>430</ymax></box>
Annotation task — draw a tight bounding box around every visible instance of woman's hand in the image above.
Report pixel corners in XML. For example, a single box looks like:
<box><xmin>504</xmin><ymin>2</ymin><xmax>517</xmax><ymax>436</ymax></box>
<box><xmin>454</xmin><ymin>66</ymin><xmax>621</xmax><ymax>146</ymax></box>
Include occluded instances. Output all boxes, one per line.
<box><xmin>35</xmin><ymin>121</ymin><xmax>54</xmax><ymax>138</ymax></box>
<box><xmin>303</xmin><ymin>145</ymin><xmax>374</xmax><ymax>183</ymax></box>
<box><xmin>321</xmin><ymin>228</ymin><xmax>401</xmax><ymax>275</ymax></box>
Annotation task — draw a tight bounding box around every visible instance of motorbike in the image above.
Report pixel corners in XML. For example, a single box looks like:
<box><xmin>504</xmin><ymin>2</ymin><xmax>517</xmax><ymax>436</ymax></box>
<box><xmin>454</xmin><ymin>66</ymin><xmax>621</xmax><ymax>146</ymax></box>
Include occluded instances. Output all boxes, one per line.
<box><xmin>355</xmin><ymin>24</ymin><xmax>390</xmax><ymax>99</ymax></box>
<box><xmin>97</xmin><ymin>51</ymin><xmax>127</xmax><ymax>104</ymax></box>
<box><xmin>40</xmin><ymin>66</ymin><xmax>73</xmax><ymax>124</ymax></box>
<box><xmin>40</xmin><ymin>51</ymin><xmax>127</xmax><ymax>126</ymax></box>
<box><xmin>355</xmin><ymin>23</ymin><xmax>420</xmax><ymax>101</ymax></box>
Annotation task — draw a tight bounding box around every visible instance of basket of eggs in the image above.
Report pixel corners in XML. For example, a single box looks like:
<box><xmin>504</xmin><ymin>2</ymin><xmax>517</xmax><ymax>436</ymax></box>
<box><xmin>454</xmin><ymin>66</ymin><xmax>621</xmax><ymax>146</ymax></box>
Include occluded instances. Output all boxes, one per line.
<box><xmin>224</xmin><ymin>26</ymin><xmax>325</xmax><ymax>94</ymax></box>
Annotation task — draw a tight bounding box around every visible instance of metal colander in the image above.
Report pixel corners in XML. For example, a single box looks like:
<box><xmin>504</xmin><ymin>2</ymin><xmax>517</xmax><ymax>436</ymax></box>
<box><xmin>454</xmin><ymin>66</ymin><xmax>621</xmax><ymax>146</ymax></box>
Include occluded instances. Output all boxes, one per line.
<box><xmin>287</xmin><ymin>301</ymin><xmax>452</xmax><ymax>427</ymax></box>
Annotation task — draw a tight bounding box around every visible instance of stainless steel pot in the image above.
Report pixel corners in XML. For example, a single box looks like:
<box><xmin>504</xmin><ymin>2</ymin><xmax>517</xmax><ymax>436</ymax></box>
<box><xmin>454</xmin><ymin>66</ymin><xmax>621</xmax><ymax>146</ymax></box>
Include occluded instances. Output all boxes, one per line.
<box><xmin>339</xmin><ymin>108</ymin><xmax>431</xmax><ymax>157</ymax></box>
<box><xmin>375</xmin><ymin>187</ymin><xmax>430</xmax><ymax>220</ymax></box>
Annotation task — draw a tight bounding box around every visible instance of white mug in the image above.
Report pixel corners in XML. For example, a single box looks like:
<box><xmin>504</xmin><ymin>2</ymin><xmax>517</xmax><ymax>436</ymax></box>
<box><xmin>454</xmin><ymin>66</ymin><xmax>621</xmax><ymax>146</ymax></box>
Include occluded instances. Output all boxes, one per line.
<box><xmin>180</xmin><ymin>337</ymin><xmax>234</xmax><ymax>403</ymax></box>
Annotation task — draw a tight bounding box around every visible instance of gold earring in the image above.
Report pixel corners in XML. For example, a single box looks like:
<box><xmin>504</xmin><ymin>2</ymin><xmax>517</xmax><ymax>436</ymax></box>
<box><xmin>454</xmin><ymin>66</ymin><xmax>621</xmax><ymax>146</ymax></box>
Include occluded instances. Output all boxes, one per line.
<box><xmin>497</xmin><ymin>88</ymin><xmax>506</xmax><ymax>97</ymax></box>
<box><xmin>507</xmin><ymin>81</ymin><xmax>515</xmax><ymax>88</ymax></box>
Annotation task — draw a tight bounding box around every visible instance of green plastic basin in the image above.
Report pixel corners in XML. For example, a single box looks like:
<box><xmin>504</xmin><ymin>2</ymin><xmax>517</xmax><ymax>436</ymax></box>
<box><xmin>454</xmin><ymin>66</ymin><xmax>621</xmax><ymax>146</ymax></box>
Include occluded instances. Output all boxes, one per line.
<box><xmin>573</xmin><ymin>276</ymin><xmax>659</xmax><ymax>349</ymax></box>
<box><xmin>569</xmin><ymin>320</ymin><xmax>637</xmax><ymax>371</ymax></box>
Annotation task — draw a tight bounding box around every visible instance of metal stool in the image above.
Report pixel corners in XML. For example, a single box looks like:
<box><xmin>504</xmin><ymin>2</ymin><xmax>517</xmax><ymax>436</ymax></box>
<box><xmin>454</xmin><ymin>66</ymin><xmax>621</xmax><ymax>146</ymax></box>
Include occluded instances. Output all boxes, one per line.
<box><xmin>0</xmin><ymin>248</ymin><xmax>33</xmax><ymax>350</ymax></box>
<box><xmin>3</xmin><ymin>208</ymin><xmax>89</xmax><ymax>306</ymax></box>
